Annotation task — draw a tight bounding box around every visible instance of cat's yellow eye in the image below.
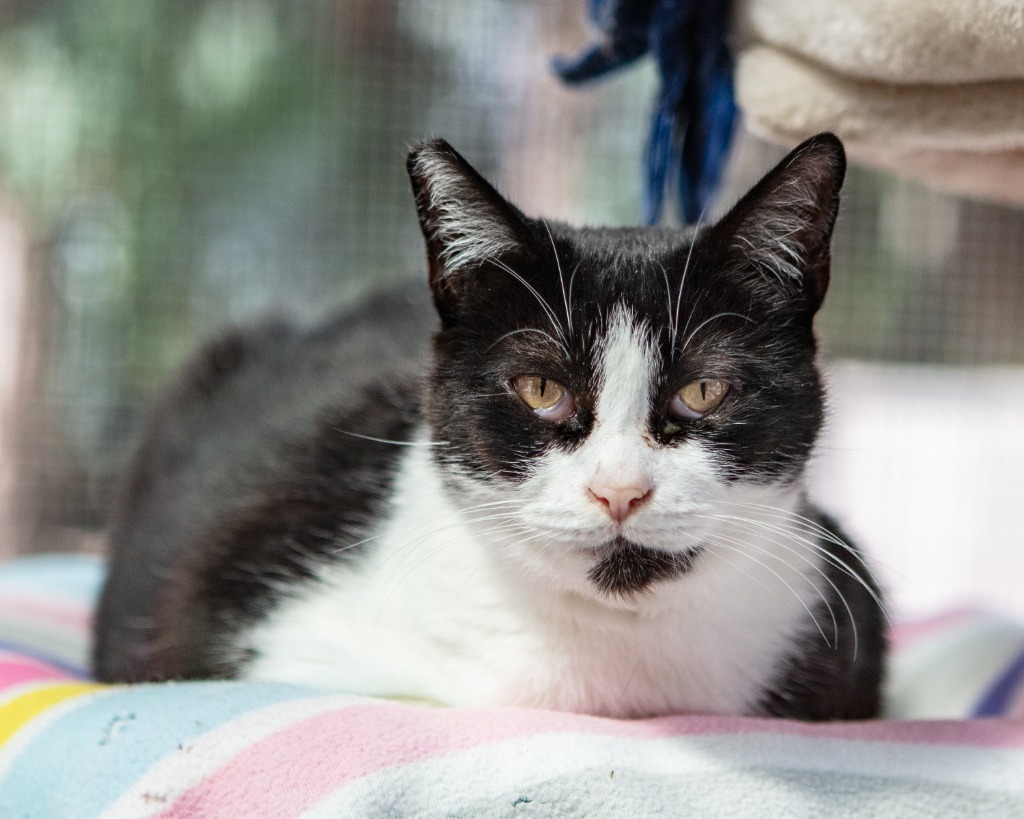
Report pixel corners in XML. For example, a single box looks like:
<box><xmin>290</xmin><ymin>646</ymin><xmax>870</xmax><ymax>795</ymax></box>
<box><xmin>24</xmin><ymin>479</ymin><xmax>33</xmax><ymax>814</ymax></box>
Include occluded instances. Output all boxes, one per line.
<box><xmin>670</xmin><ymin>379</ymin><xmax>729</xmax><ymax>421</ymax></box>
<box><xmin>511</xmin><ymin>375</ymin><xmax>575</xmax><ymax>420</ymax></box>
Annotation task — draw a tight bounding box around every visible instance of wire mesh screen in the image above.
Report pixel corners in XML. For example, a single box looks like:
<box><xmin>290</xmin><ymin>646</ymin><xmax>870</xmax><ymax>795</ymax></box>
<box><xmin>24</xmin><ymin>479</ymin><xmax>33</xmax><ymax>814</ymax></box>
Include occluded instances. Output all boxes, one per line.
<box><xmin>1</xmin><ymin>1</ymin><xmax>1022</xmax><ymax>619</ymax></box>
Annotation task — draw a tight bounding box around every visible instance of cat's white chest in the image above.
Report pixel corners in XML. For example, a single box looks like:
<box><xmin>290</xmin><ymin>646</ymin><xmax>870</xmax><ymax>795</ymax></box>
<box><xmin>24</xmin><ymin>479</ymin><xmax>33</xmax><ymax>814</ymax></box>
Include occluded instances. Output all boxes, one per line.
<box><xmin>242</xmin><ymin>445</ymin><xmax>541</xmax><ymax>706</ymax></box>
<box><xmin>242</xmin><ymin>445</ymin><xmax>821</xmax><ymax>717</ymax></box>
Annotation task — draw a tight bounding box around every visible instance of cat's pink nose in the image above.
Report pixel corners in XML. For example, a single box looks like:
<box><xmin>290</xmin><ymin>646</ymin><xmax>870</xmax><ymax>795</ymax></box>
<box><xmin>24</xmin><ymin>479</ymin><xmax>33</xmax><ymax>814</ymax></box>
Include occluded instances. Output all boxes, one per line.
<box><xmin>588</xmin><ymin>481</ymin><xmax>652</xmax><ymax>523</ymax></box>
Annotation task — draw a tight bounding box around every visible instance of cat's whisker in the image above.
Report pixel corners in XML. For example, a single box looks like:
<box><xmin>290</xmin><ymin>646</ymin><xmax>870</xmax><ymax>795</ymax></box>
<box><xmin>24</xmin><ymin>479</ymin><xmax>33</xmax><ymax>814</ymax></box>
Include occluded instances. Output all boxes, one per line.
<box><xmin>679</xmin><ymin>312</ymin><xmax>756</xmax><ymax>355</ymax></box>
<box><xmin>718</xmin><ymin>500</ymin><xmax>909</xmax><ymax>582</ymax></box>
<box><xmin>705</xmin><ymin>527</ymin><xmax>847</xmax><ymax>654</ymax></box>
<box><xmin>708</xmin><ymin>511</ymin><xmax>885</xmax><ymax>617</ymax></box>
<box><xmin>701</xmin><ymin>512</ymin><xmax>883</xmax><ymax>657</ymax></box>
<box><xmin>454</xmin><ymin>498</ymin><xmax>523</xmax><ymax>511</ymax></box>
<box><xmin>364</xmin><ymin>508</ymin><xmax>527</xmax><ymax>588</ymax></box>
<box><xmin>356</xmin><ymin>509</ymin><xmax>521</xmax><ymax>586</ymax></box>
<box><xmin>718</xmin><ymin>501</ymin><xmax>854</xmax><ymax>548</ymax></box>
<box><xmin>567</xmin><ymin>260</ymin><xmax>581</xmax><ymax>331</ymax></box>
<box><xmin>708</xmin><ymin>505</ymin><xmax>890</xmax><ymax>623</ymax></box>
<box><xmin>486</xmin><ymin>327</ymin><xmax>567</xmax><ymax>354</ymax></box>
<box><xmin>334</xmin><ymin>429</ymin><xmax>450</xmax><ymax>448</ymax></box>
<box><xmin>679</xmin><ymin>298</ymin><xmax>701</xmax><ymax>353</ymax></box>
<box><xmin>702</xmin><ymin>536</ymin><xmax>832</xmax><ymax>647</ymax></box>
<box><xmin>380</xmin><ymin>515</ymin><xmax>532</xmax><ymax>606</ymax></box>
<box><xmin>672</xmin><ymin>207</ymin><xmax>708</xmax><ymax>357</ymax></box>
<box><xmin>390</xmin><ymin>511</ymin><xmax>524</xmax><ymax>559</ymax></box>
<box><xmin>332</xmin><ymin>499</ymin><xmax>521</xmax><ymax>564</ymax></box>
<box><xmin>707</xmin><ymin>511</ymin><xmax>864</xmax><ymax>582</ymax></box>
<box><xmin>329</xmin><ymin>533</ymin><xmax>382</xmax><ymax>557</ymax></box>
<box><xmin>486</xmin><ymin>257</ymin><xmax>569</xmax><ymax>351</ymax></box>
<box><xmin>465</xmin><ymin>392</ymin><xmax>511</xmax><ymax>400</ymax></box>
<box><xmin>655</xmin><ymin>259</ymin><xmax>675</xmax><ymax>346</ymax></box>
<box><xmin>541</xmin><ymin>218</ymin><xmax>573</xmax><ymax>339</ymax></box>
<box><xmin>717</xmin><ymin>523</ymin><xmax>846</xmax><ymax>622</ymax></box>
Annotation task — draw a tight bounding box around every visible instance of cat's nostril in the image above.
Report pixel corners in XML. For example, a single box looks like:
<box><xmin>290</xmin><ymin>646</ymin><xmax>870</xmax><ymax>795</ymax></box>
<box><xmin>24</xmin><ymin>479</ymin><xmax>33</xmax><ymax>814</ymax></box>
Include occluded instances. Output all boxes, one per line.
<box><xmin>587</xmin><ymin>484</ymin><xmax>652</xmax><ymax>524</ymax></box>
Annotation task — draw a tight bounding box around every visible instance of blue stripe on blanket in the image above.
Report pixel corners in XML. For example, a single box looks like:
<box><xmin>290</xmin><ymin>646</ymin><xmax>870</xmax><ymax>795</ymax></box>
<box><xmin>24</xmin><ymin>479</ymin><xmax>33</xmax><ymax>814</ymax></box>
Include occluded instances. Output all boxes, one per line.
<box><xmin>973</xmin><ymin>646</ymin><xmax>1024</xmax><ymax>717</ymax></box>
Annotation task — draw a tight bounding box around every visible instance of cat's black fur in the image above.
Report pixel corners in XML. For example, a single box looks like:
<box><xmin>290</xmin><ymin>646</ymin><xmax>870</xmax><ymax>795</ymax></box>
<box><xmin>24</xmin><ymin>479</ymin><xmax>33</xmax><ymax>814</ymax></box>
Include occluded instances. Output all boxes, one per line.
<box><xmin>93</xmin><ymin>134</ymin><xmax>886</xmax><ymax>720</ymax></box>
<box><xmin>93</xmin><ymin>288</ymin><xmax>435</xmax><ymax>679</ymax></box>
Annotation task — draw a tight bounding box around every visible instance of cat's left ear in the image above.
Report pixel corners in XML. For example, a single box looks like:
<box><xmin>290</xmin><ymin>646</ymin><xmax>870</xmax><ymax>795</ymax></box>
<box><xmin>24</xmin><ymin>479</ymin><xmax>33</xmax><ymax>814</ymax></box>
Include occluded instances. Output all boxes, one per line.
<box><xmin>715</xmin><ymin>133</ymin><xmax>846</xmax><ymax>312</ymax></box>
<box><xmin>407</xmin><ymin>139</ymin><xmax>532</xmax><ymax>323</ymax></box>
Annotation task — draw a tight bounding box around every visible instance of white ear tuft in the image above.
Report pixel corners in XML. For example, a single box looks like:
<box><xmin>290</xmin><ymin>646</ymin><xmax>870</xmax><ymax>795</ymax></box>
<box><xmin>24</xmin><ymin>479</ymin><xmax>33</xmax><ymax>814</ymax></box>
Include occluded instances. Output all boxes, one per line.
<box><xmin>734</xmin><ymin>188</ymin><xmax>820</xmax><ymax>285</ymax></box>
<box><xmin>407</xmin><ymin>140</ymin><xmax>523</xmax><ymax>277</ymax></box>
<box><xmin>722</xmin><ymin>133</ymin><xmax>846</xmax><ymax>308</ymax></box>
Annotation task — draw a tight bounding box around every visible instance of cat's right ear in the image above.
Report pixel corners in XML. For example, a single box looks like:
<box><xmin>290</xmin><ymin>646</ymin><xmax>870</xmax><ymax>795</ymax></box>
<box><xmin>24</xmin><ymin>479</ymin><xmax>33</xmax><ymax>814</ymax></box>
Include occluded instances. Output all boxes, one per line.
<box><xmin>407</xmin><ymin>140</ymin><xmax>530</xmax><ymax>323</ymax></box>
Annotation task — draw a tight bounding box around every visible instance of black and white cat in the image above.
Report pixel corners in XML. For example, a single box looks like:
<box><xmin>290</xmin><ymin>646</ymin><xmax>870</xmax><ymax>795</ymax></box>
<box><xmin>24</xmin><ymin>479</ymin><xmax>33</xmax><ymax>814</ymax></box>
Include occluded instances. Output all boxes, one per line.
<box><xmin>93</xmin><ymin>133</ymin><xmax>886</xmax><ymax>720</ymax></box>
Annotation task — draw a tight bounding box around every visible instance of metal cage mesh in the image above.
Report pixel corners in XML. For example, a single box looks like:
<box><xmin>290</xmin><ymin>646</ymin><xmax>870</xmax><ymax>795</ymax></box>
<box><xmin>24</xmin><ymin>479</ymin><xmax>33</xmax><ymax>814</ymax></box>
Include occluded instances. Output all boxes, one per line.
<box><xmin>1</xmin><ymin>0</ymin><xmax>1022</xmax><ymax>618</ymax></box>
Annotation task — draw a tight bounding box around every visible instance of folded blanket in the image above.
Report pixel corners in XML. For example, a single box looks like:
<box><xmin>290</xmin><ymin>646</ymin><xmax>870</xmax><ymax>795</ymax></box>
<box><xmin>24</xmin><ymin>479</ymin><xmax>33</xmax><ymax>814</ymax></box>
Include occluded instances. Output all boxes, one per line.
<box><xmin>736</xmin><ymin>0</ymin><xmax>1024</xmax><ymax>85</ymax></box>
<box><xmin>734</xmin><ymin>0</ymin><xmax>1024</xmax><ymax>206</ymax></box>
<box><xmin>2</xmin><ymin>555</ymin><xmax>1024</xmax><ymax>818</ymax></box>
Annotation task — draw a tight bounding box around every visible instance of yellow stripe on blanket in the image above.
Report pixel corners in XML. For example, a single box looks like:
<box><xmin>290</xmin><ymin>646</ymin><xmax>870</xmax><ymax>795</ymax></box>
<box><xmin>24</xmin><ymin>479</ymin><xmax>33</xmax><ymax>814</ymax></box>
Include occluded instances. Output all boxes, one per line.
<box><xmin>0</xmin><ymin>682</ymin><xmax>103</xmax><ymax>747</ymax></box>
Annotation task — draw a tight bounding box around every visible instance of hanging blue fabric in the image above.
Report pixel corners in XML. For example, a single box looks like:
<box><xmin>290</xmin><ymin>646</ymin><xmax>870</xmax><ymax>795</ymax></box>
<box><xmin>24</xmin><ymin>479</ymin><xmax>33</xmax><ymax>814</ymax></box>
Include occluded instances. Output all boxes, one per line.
<box><xmin>553</xmin><ymin>0</ymin><xmax>737</xmax><ymax>225</ymax></box>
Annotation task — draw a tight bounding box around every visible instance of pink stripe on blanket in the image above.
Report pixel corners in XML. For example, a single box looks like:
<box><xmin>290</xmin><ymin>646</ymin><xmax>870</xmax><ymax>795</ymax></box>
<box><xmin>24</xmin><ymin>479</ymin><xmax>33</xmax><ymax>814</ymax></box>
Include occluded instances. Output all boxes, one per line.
<box><xmin>887</xmin><ymin>608</ymin><xmax>980</xmax><ymax>651</ymax></box>
<box><xmin>155</xmin><ymin>704</ymin><xmax>606</xmax><ymax>819</ymax></box>
<box><xmin>0</xmin><ymin>654</ymin><xmax>70</xmax><ymax>690</ymax></box>
<box><xmin>156</xmin><ymin>701</ymin><xmax>1024</xmax><ymax>818</ymax></box>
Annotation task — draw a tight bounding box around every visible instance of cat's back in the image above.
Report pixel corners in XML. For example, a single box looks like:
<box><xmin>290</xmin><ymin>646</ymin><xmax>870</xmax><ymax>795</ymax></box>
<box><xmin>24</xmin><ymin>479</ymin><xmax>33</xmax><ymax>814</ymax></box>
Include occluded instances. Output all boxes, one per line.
<box><xmin>93</xmin><ymin>282</ymin><xmax>435</xmax><ymax>681</ymax></box>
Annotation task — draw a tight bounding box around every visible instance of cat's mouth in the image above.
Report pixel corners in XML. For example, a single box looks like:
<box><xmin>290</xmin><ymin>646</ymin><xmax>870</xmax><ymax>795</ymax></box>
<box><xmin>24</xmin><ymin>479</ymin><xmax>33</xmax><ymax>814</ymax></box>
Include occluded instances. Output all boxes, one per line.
<box><xmin>583</xmin><ymin>536</ymin><xmax>702</xmax><ymax>597</ymax></box>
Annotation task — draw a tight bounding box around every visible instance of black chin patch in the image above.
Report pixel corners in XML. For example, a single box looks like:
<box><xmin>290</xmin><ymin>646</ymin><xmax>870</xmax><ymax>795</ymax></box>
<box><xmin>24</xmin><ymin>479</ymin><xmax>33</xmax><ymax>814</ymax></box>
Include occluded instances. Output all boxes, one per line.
<box><xmin>587</xmin><ymin>537</ymin><xmax>700</xmax><ymax>597</ymax></box>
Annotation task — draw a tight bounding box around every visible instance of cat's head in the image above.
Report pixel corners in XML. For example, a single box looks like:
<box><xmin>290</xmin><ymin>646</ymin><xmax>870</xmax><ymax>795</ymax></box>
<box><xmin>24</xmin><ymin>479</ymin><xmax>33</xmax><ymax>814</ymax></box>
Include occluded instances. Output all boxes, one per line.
<box><xmin>407</xmin><ymin>135</ymin><xmax>845</xmax><ymax>603</ymax></box>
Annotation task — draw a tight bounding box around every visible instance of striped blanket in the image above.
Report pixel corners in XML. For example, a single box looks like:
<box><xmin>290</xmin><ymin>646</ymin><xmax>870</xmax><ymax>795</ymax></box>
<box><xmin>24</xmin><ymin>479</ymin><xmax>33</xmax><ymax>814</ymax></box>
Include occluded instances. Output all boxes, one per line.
<box><xmin>1</xmin><ymin>557</ymin><xmax>1023</xmax><ymax>817</ymax></box>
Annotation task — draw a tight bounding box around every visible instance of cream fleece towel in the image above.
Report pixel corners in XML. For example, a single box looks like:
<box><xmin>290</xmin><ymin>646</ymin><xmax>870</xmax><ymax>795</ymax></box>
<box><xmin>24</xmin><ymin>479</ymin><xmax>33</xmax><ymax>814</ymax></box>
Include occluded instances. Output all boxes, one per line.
<box><xmin>734</xmin><ymin>0</ymin><xmax>1024</xmax><ymax>205</ymax></box>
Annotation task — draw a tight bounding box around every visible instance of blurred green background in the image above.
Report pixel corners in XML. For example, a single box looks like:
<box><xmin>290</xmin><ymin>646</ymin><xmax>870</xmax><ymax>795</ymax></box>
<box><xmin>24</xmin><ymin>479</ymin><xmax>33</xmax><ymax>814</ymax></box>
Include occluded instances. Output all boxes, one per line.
<box><xmin>0</xmin><ymin>0</ymin><xmax>1022</xmax><ymax>559</ymax></box>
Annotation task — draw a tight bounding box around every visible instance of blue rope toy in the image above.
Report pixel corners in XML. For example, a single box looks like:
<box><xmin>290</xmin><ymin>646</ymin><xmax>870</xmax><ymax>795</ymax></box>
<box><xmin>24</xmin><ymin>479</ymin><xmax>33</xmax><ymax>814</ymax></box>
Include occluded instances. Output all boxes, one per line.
<box><xmin>553</xmin><ymin>0</ymin><xmax>737</xmax><ymax>226</ymax></box>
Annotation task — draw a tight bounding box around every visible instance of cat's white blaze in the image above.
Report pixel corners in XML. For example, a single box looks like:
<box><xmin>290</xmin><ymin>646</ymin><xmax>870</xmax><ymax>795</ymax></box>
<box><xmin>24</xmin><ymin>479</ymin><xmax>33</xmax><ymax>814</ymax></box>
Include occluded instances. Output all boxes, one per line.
<box><xmin>581</xmin><ymin>306</ymin><xmax>657</xmax><ymax>508</ymax></box>
<box><xmin>244</xmin><ymin>306</ymin><xmax>830</xmax><ymax>718</ymax></box>
<box><xmin>594</xmin><ymin>306</ymin><xmax>656</xmax><ymax>432</ymax></box>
